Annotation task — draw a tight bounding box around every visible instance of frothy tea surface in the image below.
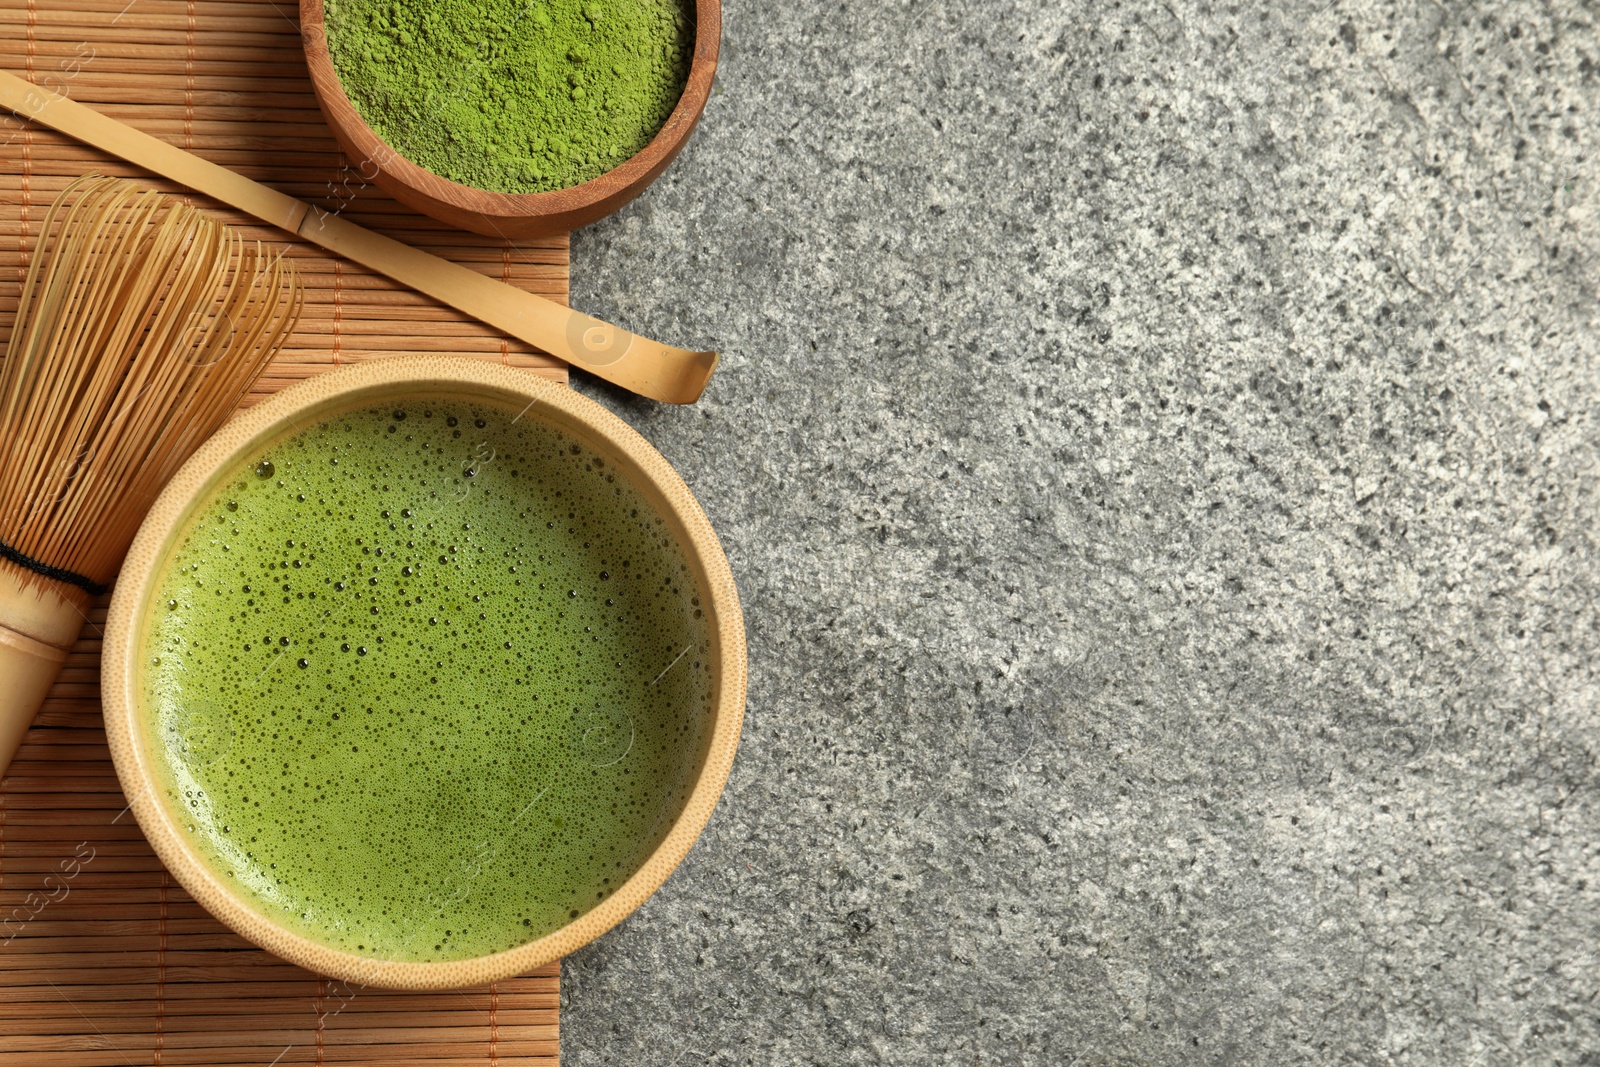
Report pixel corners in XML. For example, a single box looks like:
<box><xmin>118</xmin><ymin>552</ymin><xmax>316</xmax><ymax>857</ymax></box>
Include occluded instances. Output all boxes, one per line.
<box><xmin>144</xmin><ymin>399</ymin><xmax>712</xmax><ymax>962</ymax></box>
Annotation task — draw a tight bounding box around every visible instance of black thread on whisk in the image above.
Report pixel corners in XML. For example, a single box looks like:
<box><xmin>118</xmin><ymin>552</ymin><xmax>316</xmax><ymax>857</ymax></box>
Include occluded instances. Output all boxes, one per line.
<box><xmin>0</xmin><ymin>534</ymin><xmax>109</xmax><ymax>596</ymax></box>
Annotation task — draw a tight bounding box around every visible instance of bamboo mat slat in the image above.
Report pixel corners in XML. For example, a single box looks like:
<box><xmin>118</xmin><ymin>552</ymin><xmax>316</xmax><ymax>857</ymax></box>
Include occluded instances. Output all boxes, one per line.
<box><xmin>1</xmin><ymin>0</ymin><xmax>566</xmax><ymax>1062</ymax></box>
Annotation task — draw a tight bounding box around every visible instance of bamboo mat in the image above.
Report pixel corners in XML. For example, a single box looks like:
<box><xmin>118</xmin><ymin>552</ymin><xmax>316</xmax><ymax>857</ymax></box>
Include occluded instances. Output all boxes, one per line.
<box><xmin>0</xmin><ymin>0</ymin><xmax>567</xmax><ymax>1062</ymax></box>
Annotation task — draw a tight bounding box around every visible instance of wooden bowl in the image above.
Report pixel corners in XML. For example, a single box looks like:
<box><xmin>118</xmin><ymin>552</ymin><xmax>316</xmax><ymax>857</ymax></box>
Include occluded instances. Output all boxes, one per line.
<box><xmin>102</xmin><ymin>358</ymin><xmax>747</xmax><ymax>989</ymax></box>
<box><xmin>298</xmin><ymin>0</ymin><xmax>720</xmax><ymax>238</ymax></box>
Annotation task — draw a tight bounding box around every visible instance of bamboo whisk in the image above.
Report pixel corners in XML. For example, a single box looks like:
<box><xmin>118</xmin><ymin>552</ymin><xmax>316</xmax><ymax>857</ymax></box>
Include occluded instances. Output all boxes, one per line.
<box><xmin>0</xmin><ymin>175</ymin><xmax>303</xmax><ymax>775</ymax></box>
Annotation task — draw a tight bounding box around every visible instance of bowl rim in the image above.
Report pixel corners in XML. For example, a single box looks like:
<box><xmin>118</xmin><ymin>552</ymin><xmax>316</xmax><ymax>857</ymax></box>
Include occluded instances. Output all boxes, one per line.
<box><xmin>102</xmin><ymin>357</ymin><xmax>747</xmax><ymax>990</ymax></box>
<box><xmin>297</xmin><ymin>0</ymin><xmax>721</xmax><ymax>228</ymax></box>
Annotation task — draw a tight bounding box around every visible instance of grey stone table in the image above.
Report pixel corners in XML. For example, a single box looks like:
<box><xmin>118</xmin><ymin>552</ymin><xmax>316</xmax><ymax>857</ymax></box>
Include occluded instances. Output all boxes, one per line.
<box><xmin>562</xmin><ymin>0</ymin><xmax>1600</xmax><ymax>1063</ymax></box>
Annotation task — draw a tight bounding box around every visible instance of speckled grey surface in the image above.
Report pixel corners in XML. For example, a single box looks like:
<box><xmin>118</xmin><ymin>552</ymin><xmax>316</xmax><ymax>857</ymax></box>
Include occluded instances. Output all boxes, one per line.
<box><xmin>559</xmin><ymin>0</ymin><xmax>1600</xmax><ymax>1063</ymax></box>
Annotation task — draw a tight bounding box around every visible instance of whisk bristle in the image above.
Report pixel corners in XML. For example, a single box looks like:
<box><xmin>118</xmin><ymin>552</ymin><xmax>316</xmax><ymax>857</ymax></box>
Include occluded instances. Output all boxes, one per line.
<box><xmin>0</xmin><ymin>175</ymin><xmax>304</xmax><ymax>596</ymax></box>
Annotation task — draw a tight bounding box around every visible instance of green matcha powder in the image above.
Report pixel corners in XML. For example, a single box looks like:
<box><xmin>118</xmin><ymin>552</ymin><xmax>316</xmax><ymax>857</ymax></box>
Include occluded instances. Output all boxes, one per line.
<box><xmin>325</xmin><ymin>0</ymin><xmax>694</xmax><ymax>194</ymax></box>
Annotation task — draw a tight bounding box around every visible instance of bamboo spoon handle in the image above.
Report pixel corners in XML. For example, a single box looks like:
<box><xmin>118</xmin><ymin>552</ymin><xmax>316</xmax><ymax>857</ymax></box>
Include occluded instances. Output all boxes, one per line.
<box><xmin>0</xmin><ymin>68</ymin><xmax>719</xmax><ymax>405</ymax></box>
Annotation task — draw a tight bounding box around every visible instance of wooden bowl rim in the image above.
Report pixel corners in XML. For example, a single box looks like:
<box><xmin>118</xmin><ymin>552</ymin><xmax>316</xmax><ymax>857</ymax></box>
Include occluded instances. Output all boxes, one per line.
<box><xmin>102</xmin><ymin>357</ymin><xmax>747</xmax><ymax>990</ymax></box>
<box><xmin>298</xmin><ymin>0</ymin><xmax>721</xmax><ymax>221</ymax></box>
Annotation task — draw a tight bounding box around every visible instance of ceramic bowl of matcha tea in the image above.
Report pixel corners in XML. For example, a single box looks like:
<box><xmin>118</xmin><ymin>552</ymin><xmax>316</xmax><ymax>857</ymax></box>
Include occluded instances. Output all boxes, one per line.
<box><xmin>102</xmin><ymin>357</ymin><xmax>745</xmax><ymax>990</ymax></box>
<box><xmin>299</xmin><ymin>0</ymin><xmax>719</xmax><ymax>237</ymax></box>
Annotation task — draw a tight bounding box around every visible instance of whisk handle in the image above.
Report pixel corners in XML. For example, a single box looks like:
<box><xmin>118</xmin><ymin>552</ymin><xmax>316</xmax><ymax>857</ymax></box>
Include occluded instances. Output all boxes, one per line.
<box><xmin>0</xmin><ymin>577</ymin><xmax>87</xmax><ymax>779</ymax></box>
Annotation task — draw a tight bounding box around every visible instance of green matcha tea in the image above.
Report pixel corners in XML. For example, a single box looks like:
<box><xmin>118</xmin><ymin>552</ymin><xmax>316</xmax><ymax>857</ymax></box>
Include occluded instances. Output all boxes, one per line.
<box><xmin>143</xmin><ymin>400</ymin><xmax>713</xmax><ymax>962</ymax></box>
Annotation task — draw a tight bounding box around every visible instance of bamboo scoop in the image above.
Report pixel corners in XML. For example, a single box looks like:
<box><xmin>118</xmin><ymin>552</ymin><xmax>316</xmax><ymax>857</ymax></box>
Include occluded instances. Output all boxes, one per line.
<box><xmin>0</xmin><ymin>68</ymin><xmax>719</xmax><ymax>406</ymax></box>
<box><xmin>0</xmin><ymin>176</ymin><xmax>304</xmax><ymax>777</ymax></box>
